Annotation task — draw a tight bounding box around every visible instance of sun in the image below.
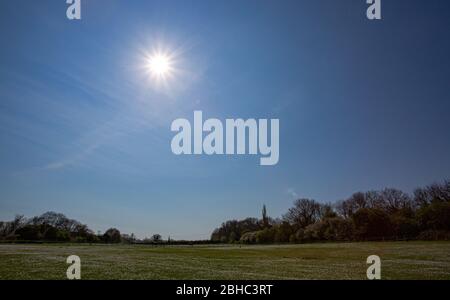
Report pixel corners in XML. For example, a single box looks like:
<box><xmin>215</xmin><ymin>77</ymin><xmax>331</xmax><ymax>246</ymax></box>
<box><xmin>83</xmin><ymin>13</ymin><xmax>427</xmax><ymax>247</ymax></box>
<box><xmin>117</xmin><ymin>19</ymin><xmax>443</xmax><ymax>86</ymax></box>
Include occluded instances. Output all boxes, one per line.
<box><xmin>138</xmin><ymin>45</ymin><xmax>181</xmax><ymax>89</ymax></box>
<box><xmin>147</xmin><ymin>53</ymin><xmax>172</xmax><ymax>78</ymax></box>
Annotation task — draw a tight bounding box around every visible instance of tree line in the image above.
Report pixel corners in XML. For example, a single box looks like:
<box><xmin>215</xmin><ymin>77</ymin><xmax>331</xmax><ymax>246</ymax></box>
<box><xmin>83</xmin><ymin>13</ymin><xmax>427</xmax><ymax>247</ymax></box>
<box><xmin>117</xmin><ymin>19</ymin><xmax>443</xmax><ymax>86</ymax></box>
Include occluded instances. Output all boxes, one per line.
<box><xmin>0</xmin><ymin>211</ymin><xmax>165</xmax><ymax>244</ymax></box>
<box><xmin>1</xmin><ymin>180</ymin><xmax>448</xmax><ymax>244</ymax></box>
<box><xmin>211</xmin><ymin>180</ymin><xmax>450</xmax><ymax>244</ymax></box>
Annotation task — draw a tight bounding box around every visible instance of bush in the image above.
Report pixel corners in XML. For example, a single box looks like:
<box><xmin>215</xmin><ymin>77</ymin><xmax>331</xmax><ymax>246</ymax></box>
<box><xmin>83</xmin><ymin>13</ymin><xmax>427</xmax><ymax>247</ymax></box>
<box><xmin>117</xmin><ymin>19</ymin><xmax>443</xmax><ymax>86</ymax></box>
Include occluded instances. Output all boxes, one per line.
<box><xmin>390</xmin><ymin>215</ymin><xmax>419</xmax><ymax>238</ymax></box>
<box><xmin>417</xmin><ymin>230</ymin><xmax>450</xmax><ymax>241</ymax></box>
<box><xmin>294</xmin><ymin>229</ymin><xmax>305</xmax><ymax>243</ymax></box>
<box><xmin>256</xmin><ymin>228</ymin><xmax>276</xmax><ymax>244</ymax></box>
<box><xmin>352</xmin><ymin>208</ymin><xmax>393</xmax><ymax>240</ymax></box>
<box><xmin>103</xmin><ymin>228</ymin><xmax>121</xmax><ymax>243</ymax></box>
<box><xmin>43</xmin><ymin>225</ymin><xmax>58</xmax><ymax>241</ymax></box>
<box><xmin>56</xmin><ymin>230</ymin><xmax>70</xmax><ymax>241</ymax></box>
<box><xmin>418</xmin><ymin>202</ymin><xmax>450</xmax><ymax>231</ymax></box>
<box><xmin>240</xmin><ymin>231</ymin><xmax>258</xmax><ymax>244</ymax></box>
<box><xmin>273</xmin><ymin>222</ymin><xmax>294</xmax><ymax>243</ymax></box>
<box><xmin>16</xmin><ymin>225</ymin><xmax>41</xmax><ymax>241</ymax></box>
<box><xmin>301</xmin><ymin>217</ymin><xmax>354</xmax><ymax>242</ymax></box>
<box><xmin>75</xmin><ymin>236</ymin><xmax>87</xmax><ymax>243</ymax></box>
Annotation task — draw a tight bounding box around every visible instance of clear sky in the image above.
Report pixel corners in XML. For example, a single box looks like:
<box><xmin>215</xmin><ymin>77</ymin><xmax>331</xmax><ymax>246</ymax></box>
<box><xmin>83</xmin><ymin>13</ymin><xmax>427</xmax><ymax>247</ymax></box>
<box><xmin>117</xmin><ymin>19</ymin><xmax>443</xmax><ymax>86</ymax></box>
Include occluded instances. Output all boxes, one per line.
<box><xmin>0</xmin><ymin>0</ymin><xmax>449</xmax><ymax>239</ymax></box>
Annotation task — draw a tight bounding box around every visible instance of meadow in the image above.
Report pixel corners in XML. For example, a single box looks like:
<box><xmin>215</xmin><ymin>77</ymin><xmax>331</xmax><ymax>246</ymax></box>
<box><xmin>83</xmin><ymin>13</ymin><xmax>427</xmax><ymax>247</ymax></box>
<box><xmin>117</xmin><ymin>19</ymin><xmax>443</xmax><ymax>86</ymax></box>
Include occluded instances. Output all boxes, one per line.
<box><xmin>0</xmin><ymin>241</ymin><xmax>449</xmax><ymax>280</ymax></box>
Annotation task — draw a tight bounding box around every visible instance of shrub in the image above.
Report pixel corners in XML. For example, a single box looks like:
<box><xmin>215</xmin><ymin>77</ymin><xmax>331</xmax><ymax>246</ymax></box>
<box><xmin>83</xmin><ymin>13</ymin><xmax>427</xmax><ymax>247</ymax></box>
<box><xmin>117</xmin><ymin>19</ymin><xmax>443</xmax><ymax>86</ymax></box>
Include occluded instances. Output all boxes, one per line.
<box><xmin>103</xmin><ymin>228</ymin><xmax>121</xmax><ymax>243</ymax></box>
<box><xmin>16</xmin><ymin>225</ymin><xmax>41</xmax><ymax>241</ymax></box>
<box><xmin>56</xmin><ymin>230</ymin><xmax>70</xmax><ymax>241</ymax></box>
<box><xmin>240</xmin><ymin>231</ymin><xmax>258</xmax><ymax>244</ymax></box>
<box><xmin>256</xmin><ymin>228</ymin><xmax>276</xmax><ymax>244</ymax></box>
<box><xmin>417</xmin><ymin>230</ymin><xmax>450</xmax><ymax>241</ymax></box>
<box><xmin>352</xmin><ymin>208</ymin><xmax>393</xmax><ymax>240</ymax></box>
<box><xmin>418</xmin><ymin>202</ymin><xmax>450</xmax><ymax>231</ymax></box>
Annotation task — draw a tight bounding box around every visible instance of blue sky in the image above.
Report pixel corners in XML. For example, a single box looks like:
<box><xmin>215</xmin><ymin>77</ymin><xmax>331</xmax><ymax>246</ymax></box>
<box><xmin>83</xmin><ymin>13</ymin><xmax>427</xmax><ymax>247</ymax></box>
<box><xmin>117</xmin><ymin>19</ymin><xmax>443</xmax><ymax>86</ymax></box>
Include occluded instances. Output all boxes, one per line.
<box><xmin>0</xmin><ymin>0</ymin><xmax>449</xmax><ymax>239</ymax></box>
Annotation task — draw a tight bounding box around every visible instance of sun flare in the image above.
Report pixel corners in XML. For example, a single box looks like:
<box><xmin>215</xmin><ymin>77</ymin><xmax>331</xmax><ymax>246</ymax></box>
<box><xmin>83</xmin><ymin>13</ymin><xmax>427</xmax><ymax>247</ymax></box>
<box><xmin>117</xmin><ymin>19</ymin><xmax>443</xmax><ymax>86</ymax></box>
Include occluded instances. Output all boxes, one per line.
<box><xmin>147</xmin><ymin>53</ymin><xmax>172</xmax><ymax>78</ymax></box>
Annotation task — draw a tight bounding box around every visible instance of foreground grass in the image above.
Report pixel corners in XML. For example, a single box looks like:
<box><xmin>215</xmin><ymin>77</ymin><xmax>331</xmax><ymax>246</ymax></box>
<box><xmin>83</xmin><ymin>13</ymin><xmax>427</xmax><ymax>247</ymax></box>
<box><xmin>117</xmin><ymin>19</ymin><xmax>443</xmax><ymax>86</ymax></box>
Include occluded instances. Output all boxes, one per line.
<box><xmin>0</xmin><ymin>241</ymin><xmax>449</xmax><ymax>279</ymax></box>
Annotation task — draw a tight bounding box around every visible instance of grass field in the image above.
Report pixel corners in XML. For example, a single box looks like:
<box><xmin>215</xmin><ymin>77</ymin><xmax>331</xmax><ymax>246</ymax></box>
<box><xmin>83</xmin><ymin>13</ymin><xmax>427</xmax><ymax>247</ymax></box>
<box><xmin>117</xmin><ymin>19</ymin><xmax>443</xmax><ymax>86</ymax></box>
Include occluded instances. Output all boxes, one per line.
<box><xmin>1</xmin><ymin>241</ymin><xmax>450</xmax><ymax>280</ymax></box>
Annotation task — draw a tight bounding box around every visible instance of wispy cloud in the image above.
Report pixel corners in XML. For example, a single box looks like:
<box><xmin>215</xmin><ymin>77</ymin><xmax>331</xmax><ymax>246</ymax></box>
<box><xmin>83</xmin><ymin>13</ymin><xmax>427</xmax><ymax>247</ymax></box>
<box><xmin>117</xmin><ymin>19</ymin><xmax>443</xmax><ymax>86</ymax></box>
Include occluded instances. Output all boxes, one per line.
<box><xmin>287</xmin><ymin>188</ymin><xmax>298</xmax><ymax>199</ymax></box>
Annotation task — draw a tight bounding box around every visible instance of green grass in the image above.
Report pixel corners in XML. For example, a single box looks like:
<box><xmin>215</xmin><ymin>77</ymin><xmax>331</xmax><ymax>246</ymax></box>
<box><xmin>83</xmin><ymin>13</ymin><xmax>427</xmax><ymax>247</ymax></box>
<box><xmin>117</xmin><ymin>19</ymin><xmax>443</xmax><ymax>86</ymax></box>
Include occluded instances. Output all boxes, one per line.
<box><xmin>1</xmin><ymin>241</ymin><xmax>450</xmax><ymax>279</ymax></box>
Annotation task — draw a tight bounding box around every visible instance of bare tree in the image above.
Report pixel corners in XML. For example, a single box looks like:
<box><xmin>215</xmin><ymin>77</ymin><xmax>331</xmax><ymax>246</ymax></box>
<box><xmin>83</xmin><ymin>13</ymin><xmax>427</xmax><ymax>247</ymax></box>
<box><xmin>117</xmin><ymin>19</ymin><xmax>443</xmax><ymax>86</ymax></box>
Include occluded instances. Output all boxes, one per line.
<box><xmin>414</xmin><ymin>181</ymin><xmax>450</xmax><ymax>207</ymax></box>
<box><xmin>336</xmin><ymin>192</ymin><xmax>367</xmax><ymax>218</ymax></box>
<box><xmin>283</xmin><ymin>199</ymin><xmax>322</xmax><ymax>228</ymax></box>
<box><xmin>379</xmin><ymin>188</ymin><xmax>411</xmax><ymax>213</ymax></box>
